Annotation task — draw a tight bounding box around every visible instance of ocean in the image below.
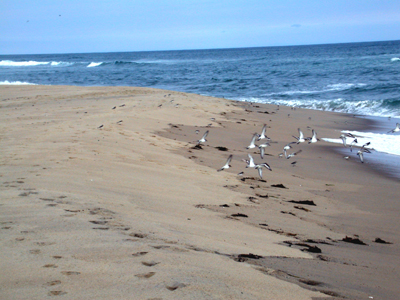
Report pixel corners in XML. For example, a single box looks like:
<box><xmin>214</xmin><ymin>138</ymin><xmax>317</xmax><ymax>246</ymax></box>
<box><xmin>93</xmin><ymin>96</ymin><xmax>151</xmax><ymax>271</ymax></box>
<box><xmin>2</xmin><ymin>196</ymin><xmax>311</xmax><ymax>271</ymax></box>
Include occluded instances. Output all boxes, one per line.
<box><xmin>1</xmin><ymin>40</ymin><xmax>400</xmax><ymax>174</ymax></box>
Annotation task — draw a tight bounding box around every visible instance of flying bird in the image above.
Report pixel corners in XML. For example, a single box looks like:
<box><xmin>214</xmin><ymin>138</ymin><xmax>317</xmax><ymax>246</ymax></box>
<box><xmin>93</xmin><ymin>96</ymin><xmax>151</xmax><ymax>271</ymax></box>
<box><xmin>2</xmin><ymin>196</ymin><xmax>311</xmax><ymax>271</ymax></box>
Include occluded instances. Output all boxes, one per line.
<box><xmin>388</xmin><ymin>123</ymin><xmax>400</xmax><ymax>133</ymax></box>
<box><xmin>286</xmin><ymin>149</ymin><xmax>302</xmax><ymax>159</ymax></box>
<box><xmin>217</xmin><ymin>155</ymin><xmax>233</xmax><ymax>172</ymax></box>
<box><xmin>340</xmin><ymin>133</ymin><xmax>357</xmax><ymax>148</ymax></box>
<box><xmin>197</xmin><ymin>130</ymin><xmax>209</xmax><ymax>144</ymax></box>
<box><xmin>357</xmin><ymin>143</ymin><xmax>372</xmax><ymax>163</ymax></box>
<box><xmin>258</xmin><ymin>142</ymin><xmax>270</xmax><ymax>159</ymax></box>
<box><xmin>243</xmin><ymin>154</ymin><xmax>256</xmax><ymax>168</ymax></box>
<box><xmin>349</xmin><ymin>138</ymin><xmax>358</xmax><ymax>152</ymax></box>
<box><xmin>255</xmin><ymin>163</ymin><xmax>272</xmax><ymax>179</ymax></box>
<box><xmin>257</xmin><ymin>124</ymin><xmax>270</xmax><ymax>141</ymax></box>
<box><xmin>283</xmin><ymin>142</ymin><xmax>297</xmax><ymax>158</ymax></box>
<box><xmin>246</xmin><ymin>133</ymin><xmax>259</xmax><ymax>149</ymax></box>
<box><xmin>293</xmin><ymin>128</ymin><xmax>305</xmax><ymax>143</ymax></box>
<box><xmin>307</xmin><ymin>129</ymin><xmax>318</xmax><ymax>143</ymax></box>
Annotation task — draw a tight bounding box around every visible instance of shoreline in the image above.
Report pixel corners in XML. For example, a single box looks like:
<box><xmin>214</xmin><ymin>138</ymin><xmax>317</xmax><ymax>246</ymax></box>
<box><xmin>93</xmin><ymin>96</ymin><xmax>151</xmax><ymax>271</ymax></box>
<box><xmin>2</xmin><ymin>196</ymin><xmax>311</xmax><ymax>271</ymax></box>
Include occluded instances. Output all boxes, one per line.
<box><xmin>1</xmin><ymin>85</ymin><xmax>399</xmax><ymax>299</ymax></box>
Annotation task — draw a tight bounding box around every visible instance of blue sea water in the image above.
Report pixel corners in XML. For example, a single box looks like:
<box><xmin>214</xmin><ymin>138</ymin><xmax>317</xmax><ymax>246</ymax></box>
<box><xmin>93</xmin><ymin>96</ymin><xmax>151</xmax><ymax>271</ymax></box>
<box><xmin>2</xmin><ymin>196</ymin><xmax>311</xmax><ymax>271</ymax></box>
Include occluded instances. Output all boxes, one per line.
<box><xmin>1</xmin><ymin>40</ymin><xmax>400</xmax><ymax>118</ymax></box>
<box><xmin>1</xmin><ymin>40</ymin><xmax>400</xmax><ymax>164</ymax></box>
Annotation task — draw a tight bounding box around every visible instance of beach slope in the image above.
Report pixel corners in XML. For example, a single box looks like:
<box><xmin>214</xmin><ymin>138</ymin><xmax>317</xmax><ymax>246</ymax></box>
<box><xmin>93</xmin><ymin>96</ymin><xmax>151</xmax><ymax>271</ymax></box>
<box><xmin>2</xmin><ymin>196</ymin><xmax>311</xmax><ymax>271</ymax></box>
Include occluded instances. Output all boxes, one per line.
<box><xmin>1</xmin><ymin>85</ymin><xmax>399</xmax><ymax>299</ymax></box>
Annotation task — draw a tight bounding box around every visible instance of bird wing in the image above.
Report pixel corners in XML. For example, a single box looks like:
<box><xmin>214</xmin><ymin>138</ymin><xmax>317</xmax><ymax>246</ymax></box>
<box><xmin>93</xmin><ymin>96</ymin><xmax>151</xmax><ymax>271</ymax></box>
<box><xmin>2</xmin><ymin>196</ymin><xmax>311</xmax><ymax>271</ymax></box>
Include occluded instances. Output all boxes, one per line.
<box><xmin>358</xmin><ymin>152</ymin><xmax>364</xmax><ymax>163</ymax></box>
<box><xmin>248</xmin><ymin>154</ymin><xmax>254</xmax><ymax>164</ymax></box>
<box><xmin>260</xmin><ymin>147</ymin><xmax>264</xmax><ymax>159</ymax></box>
<box><xmin>298</xmin><ymin>128</ymin><xmax>304</xmax><ymax>139</ymax></box>
<box><xmin>249</xmin><ymin>133</ymin><xmax>257</xmax><ymax>147</ymax></box>
<box><xmin>226</xmin><ymin>154</ymin><xmax>233</xmax><ymax>165</ymax></box>
<box><xmin>257</xmin><ymin>167</ymin><xmax>263</xmax><ymax>179</ymax></box>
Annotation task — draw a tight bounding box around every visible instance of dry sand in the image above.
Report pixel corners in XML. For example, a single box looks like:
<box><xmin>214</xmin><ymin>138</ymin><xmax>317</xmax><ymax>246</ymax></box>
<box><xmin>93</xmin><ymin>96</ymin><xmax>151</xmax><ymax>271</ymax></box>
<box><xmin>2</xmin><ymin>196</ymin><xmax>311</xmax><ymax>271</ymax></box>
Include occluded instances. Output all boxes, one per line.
<box><xmin>1</xmin><ymin>85</ymin><xmax>399</xmax><ymax>299</ymax></box>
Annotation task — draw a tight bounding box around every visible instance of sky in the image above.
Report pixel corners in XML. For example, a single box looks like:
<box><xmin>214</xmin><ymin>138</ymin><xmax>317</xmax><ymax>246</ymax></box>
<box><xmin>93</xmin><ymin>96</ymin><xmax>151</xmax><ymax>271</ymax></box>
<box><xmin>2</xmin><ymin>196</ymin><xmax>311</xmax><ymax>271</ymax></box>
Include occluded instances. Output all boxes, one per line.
<box><xmin>1</xmin><ymin>0</ymin><xmax>400</xmax><ymax>55</ymax></box>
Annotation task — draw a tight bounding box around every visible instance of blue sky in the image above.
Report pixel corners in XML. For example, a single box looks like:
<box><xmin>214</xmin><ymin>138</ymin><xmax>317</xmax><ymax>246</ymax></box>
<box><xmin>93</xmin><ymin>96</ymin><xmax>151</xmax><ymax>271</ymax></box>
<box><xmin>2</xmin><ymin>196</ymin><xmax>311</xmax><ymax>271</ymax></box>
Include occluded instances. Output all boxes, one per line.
<box><xmin>1</xmin><ymin>0</ymin><xmax>400</xmax><ymax>54</ymax></box>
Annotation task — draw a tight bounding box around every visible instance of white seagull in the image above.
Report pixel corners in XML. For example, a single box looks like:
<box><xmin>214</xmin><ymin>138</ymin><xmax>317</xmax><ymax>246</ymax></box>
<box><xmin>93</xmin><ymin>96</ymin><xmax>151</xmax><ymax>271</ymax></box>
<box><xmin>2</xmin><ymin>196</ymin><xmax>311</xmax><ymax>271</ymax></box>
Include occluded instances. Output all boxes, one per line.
<box><xmin>307</xmin><ymin>129</ymin><xmax>318</xmax><ymax>144</ymax></box>
<box><xmin>217</xmin><ymin>155</ymin><xmax>233</xmax><ymax>172</ymax></box>
<box><xmin>246</xmin><ymin>133</ymin><xmax>259</xmax><ymax>149</ymax></box>
<box><xmin>388</xmin><ymin>123</ymin><xmax>400</xmax><ymax>133</ymax></box>
<box><xmin>340</xmin><ymin>133</ymin><xmax>357</xmax><ymax>148</ymax></box>
<box><xmin>286</xmin><ymin>149</ymin><xmax>302</xmax><ymax>159</ymax></box>
<box><xmin>242</xmin><ymin>154</ymin><xmax>256</xmax><ymax>168</ymax></box>
<box><xmin>349</xmin><ymin>138</ymin><xmax>358</xmax><ymax>152</ymax></box>
<box><xmin>255</xmin><ymin>162</ymin><xmax>272</xmax><ymax>180</ymax></box>
<box><xmin>258</xmin><ymin>142</ymin><xmax>270</xmax><ymax>159</ymax></box>
<box><xmin>357</xmin><ymin>143</ymin><xmax>372</xmax><ymax>163</ymax></box>
<box><xmin>257</xmin><ymin>124</ymin><xmax>270</xmax><ymax>141</ymax></box>
<box><xmin>293</xmin><ymin>128</ymin><xmax>305</xmax><ymax>143</ymax></box>
<box><xmin>197</xmin><ymin>130</ymin><xmax>209</xmax><ymax>144</ymax></box>
<box><xmin>283</xmin><ymin>142</ymin><xmax>297</xmax><ymax>158</ymax></box>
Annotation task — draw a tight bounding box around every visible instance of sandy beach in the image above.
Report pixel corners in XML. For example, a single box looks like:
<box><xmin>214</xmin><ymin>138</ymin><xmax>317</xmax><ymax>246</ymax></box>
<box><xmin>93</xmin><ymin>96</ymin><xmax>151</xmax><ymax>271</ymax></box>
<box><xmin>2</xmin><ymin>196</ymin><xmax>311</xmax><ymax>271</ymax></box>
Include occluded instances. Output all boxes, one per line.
<box><xmin>1</xmin><ymin>85</ymin><xmax>399</xmax><ymax>299</ymax></box>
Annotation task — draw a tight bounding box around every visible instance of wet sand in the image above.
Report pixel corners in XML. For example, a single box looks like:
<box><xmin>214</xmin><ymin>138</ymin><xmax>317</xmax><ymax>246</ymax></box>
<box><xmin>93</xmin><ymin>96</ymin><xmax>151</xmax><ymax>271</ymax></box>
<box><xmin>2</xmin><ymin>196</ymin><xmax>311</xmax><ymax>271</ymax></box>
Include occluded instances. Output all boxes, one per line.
<box><xmin>1</xmin><ymin>85</ymin><xmax>399</xmax><ymax>299</ymax></box>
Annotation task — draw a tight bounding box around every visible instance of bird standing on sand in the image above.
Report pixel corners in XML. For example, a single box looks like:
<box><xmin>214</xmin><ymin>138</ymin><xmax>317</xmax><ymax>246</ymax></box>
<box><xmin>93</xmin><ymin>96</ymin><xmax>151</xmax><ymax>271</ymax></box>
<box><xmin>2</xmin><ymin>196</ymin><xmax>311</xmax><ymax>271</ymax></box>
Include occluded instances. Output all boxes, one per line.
<box><xmin>217</xmin><ymin>155</ymin><xmax>233</xmax><ymax>172</ymax></box>
<box><xmin>197</xmin><ymin>130</ymin><xmax>209</xmax><ymax>144</ymax></box>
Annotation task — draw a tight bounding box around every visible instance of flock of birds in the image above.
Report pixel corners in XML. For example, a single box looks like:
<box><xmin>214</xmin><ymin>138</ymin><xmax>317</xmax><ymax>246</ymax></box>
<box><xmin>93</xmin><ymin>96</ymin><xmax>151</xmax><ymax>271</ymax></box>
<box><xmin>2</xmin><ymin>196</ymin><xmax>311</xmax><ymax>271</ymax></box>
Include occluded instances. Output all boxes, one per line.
<box><xmin>193</xmin><ymin>121</ymin><xmax>400</xmax><ymax>180</ymax></box>
<box><xmin>194</xmin><ymin>124</ymin><xmax>320</xmax><ymax>180</ymax></box>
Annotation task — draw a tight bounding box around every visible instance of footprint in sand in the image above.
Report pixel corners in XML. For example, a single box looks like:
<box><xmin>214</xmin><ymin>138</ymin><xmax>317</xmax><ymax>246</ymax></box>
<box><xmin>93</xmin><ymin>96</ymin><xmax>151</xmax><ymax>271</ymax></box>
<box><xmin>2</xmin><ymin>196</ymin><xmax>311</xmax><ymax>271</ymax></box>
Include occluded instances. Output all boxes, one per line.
<box><xmin>129</xmin><ymin>233</ymin><xmax>148</xmax><ymax>239</ymax></box>
<box><xmin>29</xmin><ymin>249</ymin><xmax>41</xmax><ymax>254</ymax></box>
<box><xmin>61</xmin><ymin>271</ymin><xmax>80</xmax><ymax>276</ymax></box>
<box><xmin>132</xmin><ymin>252</ymin><xmax>148</xmax><ymax>257</ymax></box>
<box><xmin>44</xmin><ymin>280</ymin><xmax>61</xmax><ymax>287</ymax></box>
<box><xmin>43</xmin><ymin>264</ymin><xmax>58</xmax><ymax>268</ymax></box>
<box><xmin>142</xmin><ymin>261</ymin><xmax>159</xmax><ymax>267</ymax></box>
<box><xmin>89</xmin><ymin>220</ymin><xmax>108</xmax><ymax>225</ymax></box>
<box><xmin>39</xmin><ymin>198</ymin><xmax>55</xmax><ymax>202</ymax></box>
<box><xmin>35</xmin><ymin>241</ymin><xmax>55</xmax><ymax>246</ymax></box>
<box><xmin>135</xmin><ymin>272</ymin><xmax>156</xmax><ymax>279</ymax></box>
<box><xmin>48</xmin><ymin>291</ymin><xmax>67</xmax><ymax>296</ymax></box>
<box><xmin>166</xmin><ymin>282</ymin><xmax>187</xmax><ymax>291</ymax></box>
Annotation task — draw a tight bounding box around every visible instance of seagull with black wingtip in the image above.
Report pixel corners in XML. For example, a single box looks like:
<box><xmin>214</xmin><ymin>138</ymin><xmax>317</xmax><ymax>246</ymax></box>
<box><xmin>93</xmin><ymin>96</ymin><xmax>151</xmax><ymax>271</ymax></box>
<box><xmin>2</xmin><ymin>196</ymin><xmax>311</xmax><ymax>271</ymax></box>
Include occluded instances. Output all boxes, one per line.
<box><xmin>217</xmin><ymin>155</ymin><xmax>233</xmax><ymax>172</ymax></box>
<box><xmin>293</xmin><ymin>128</ymin><xmax>305</xmax><ymax>143</ymax></box>
<box><xmin>197</xmin><ymin>130</ymin><xmax>209</xmax><ymax>144</ymax></box>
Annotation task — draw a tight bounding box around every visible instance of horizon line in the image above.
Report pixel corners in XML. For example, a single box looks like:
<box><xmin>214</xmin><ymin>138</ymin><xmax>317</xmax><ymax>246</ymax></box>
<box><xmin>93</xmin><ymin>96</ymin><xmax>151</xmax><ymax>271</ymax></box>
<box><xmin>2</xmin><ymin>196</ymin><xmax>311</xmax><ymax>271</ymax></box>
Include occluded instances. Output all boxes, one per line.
<box><xmin>1</xmin><ymin>39</ymin><xmax>399</xmax><ymax>56</ymax></box>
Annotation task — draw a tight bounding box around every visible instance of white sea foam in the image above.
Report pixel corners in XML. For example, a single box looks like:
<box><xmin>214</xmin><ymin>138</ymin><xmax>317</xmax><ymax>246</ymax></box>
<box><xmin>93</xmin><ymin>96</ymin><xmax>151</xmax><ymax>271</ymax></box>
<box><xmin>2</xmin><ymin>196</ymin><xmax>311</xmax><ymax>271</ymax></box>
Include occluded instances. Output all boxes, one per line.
<box><xmin>391</xmin><ymin>57</ymin><xmax>400</xmax><ymax>62</ymax></box>
<box><xmin>262</xmin><ymin>83</ymin><xmax>366</xmax><ymax>97</ymax></box>
<box><xmin>0</xmin><ymin>60</ymin><xmax>49</xmax><ymax>67</ymax></box>
<box><xmin>50</xmin><ymin>61</ymin><xmax>73</xmax><ymax>66</ymax></box>
<box><xmin>0</xmin><ymin>80</ymin><xmax>37</xmax><ymax>85</ymax></box>
<box><xmin>87</xmin><ymin>62</ymin><xmax>103</xmax><ymax>67</ymax></box>
<box><xmin>237</xmin><ymin>97</ymin><xmax>400</xmax><ymax>119</ymax></box>
<box><xmin>326</xmin><ymin>83</ymin><xmax>367</xmax><ymax>91</ymax></box>
<box><xmin>323</xmin><ymin>130</ymin><xmax>400</xmax><ymax>156</ymax></box>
